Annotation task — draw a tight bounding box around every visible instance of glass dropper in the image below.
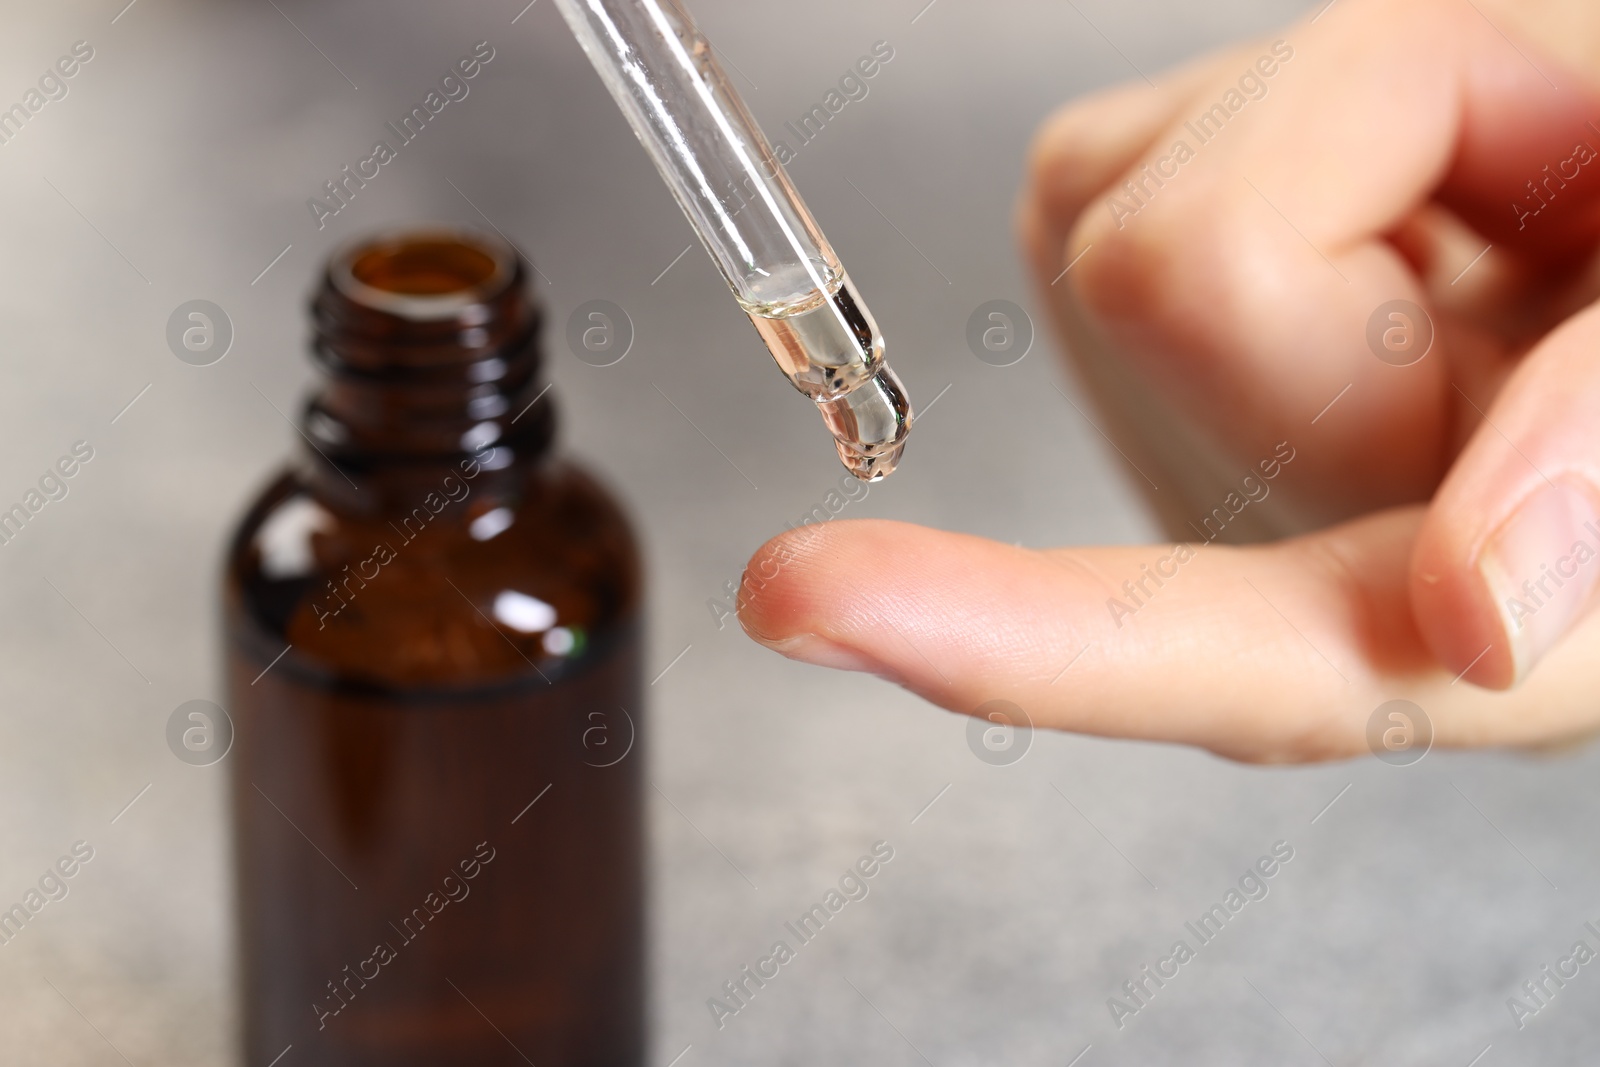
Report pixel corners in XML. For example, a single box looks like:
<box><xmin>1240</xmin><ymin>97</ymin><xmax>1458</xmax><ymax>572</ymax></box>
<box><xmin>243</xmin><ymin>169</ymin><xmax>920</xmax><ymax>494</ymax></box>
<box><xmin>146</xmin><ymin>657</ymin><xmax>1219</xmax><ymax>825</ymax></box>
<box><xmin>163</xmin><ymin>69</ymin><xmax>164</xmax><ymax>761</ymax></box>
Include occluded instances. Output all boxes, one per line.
<box><xmin>551</xmin><ymin>0</ymin><xmax>913</xmax><ymax>481</ymax></box>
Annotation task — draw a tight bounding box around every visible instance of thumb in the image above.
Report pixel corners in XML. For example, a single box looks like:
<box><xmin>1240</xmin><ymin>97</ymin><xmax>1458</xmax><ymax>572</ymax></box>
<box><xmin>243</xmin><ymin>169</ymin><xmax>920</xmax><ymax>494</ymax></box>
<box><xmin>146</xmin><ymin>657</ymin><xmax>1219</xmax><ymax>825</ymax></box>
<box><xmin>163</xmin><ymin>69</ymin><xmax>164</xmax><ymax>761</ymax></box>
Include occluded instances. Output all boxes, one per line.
<box><xmin>1412</xmin><ymin>300</ymin><xmax>1600</xmax><ymax>688</ymax></box>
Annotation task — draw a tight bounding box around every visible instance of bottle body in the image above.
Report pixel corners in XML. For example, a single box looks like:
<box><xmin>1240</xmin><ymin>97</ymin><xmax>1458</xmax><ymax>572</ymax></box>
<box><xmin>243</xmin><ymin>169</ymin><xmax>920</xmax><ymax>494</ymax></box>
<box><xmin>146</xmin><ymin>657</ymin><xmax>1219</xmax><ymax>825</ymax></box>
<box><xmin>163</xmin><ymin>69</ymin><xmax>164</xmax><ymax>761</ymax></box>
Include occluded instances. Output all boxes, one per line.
<box><xmin>224</xmin><ymin>231</ymin><xmax>645</xmax><ymax>1065</ymax></box>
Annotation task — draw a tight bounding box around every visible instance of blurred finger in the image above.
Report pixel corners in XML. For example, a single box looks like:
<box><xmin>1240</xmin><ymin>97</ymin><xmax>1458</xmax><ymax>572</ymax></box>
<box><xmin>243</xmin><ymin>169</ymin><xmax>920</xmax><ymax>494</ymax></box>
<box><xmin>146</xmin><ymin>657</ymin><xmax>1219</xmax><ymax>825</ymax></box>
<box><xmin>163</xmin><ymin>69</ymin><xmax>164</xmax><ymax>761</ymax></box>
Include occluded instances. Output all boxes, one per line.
<box><xmin>1060</xmin><ymin>0</ymin><xmax>1600</xmax><ymax>517</ymax></box>
<box><xmin>1021</xmin><ymin>46</ymin><xmax>1257</xmax><ymax>280</ymax></box>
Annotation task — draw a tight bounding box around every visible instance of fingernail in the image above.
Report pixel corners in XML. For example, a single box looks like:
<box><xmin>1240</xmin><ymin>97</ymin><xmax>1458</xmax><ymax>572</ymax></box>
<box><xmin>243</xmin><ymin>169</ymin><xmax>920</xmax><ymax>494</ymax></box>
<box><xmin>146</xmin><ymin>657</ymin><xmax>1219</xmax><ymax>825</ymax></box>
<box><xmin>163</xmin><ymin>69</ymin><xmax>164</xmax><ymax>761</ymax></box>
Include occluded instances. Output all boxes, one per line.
<box><xmin>1480</xmin><ymin>480</ymin><xmax>1600</xmax><ymax>682</ymax></box>
<box><xmin>765</xmin><ymin>633</ymin><xmax>903</xmax><ymax>683</ymax></box>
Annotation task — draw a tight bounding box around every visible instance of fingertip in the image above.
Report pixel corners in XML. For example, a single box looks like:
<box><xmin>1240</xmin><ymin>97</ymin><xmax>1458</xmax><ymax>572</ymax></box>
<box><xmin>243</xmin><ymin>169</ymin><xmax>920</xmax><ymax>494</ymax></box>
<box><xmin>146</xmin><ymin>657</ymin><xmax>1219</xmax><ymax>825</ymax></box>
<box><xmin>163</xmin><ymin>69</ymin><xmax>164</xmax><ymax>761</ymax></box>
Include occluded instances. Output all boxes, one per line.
<box><xmin>734</xmin><ymin>519</ymin><xmax>1076</xmax><ymax>708</ymax></box>
<box><xmin>734</xmin><ymin>519</ymin><xmax>903</xmax><ymax>649</ymax></box>
<box><xmin>733</xmin><ymin>528</ymin><xmax>802</xmax><ymax>647</ymax></box>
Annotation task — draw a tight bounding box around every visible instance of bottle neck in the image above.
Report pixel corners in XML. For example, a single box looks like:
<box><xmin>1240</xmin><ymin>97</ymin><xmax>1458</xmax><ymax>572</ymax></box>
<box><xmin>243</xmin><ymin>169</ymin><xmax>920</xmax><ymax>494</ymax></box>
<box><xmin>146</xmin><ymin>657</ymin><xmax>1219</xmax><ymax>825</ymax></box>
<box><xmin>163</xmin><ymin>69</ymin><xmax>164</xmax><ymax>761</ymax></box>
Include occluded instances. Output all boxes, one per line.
<box><xmin>298</xmin><ymin>231</ymin><xmax>557</xmax><ymax>514</ymax></box>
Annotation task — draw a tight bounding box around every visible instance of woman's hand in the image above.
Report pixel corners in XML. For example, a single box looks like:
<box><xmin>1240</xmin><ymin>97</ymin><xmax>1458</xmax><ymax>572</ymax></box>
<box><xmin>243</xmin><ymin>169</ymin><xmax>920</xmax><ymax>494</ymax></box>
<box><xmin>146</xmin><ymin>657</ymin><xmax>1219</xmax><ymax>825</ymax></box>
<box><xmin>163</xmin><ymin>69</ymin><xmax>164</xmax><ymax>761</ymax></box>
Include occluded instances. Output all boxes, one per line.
<box><xmin>739</xmin><ymin>0</ymin><xmax>1600</xmax><ymax>763</ymax></box>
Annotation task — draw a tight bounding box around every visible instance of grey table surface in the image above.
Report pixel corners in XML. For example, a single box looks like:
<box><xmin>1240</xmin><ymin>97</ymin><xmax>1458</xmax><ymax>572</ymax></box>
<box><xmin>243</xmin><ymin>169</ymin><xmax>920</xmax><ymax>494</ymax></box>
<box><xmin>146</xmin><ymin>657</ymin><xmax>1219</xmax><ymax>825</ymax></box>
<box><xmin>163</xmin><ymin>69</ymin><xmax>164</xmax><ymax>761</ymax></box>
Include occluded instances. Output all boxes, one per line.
<box><xmin>0</xmin><ymin>0</ymin><xmax>1594</xmax><ymax>1064</ymax></box>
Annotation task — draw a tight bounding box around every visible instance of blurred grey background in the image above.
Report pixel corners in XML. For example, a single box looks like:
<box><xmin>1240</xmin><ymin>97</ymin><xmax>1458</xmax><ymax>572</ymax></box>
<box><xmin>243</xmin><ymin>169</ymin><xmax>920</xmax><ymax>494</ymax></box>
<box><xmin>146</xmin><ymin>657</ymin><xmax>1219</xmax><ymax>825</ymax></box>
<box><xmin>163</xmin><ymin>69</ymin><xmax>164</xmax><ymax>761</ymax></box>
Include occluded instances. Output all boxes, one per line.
<box><xmin>0</xmin><ymin>0</ymin><xmax>1595</xmax><ymax>1063</ymax></box>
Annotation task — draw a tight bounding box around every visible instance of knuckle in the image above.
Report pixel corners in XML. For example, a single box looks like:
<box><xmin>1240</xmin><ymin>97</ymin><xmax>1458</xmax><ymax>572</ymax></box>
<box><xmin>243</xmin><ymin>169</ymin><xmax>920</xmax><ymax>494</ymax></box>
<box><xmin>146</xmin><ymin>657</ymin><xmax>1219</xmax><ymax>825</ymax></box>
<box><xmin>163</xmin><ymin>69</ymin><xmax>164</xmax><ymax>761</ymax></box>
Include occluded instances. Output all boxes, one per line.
<box><xmin>1068</xmin><ymin>189</ymin><xmax>1259</xmax><ymax>351</ymax></box>
<box><xmin>1024</xmin><ymin>81</ymin><xmax>1173</xmax><ymax>228</ymax></box>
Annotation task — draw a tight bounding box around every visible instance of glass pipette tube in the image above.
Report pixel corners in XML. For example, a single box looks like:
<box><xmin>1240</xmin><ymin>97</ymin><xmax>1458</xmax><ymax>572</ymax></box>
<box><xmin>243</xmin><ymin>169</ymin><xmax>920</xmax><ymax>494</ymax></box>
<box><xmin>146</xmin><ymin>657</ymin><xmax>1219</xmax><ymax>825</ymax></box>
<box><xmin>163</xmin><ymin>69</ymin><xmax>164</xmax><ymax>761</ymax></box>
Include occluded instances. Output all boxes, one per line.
<box><xmin>552</xmin><ymin>0</ymin><xmax>913</xmax><ymax>480</ymax></box>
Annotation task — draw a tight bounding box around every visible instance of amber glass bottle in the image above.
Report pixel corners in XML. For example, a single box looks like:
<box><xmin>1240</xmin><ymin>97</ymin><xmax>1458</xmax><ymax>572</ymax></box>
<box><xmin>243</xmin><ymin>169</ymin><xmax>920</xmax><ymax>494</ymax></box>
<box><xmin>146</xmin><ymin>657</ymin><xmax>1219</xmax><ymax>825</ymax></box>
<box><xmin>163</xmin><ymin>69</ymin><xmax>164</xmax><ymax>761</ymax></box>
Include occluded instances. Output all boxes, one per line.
<box><xmin>223</xmin><ymin>230</ymin><xmax>645</xmax><ymax>1066</ymax></box>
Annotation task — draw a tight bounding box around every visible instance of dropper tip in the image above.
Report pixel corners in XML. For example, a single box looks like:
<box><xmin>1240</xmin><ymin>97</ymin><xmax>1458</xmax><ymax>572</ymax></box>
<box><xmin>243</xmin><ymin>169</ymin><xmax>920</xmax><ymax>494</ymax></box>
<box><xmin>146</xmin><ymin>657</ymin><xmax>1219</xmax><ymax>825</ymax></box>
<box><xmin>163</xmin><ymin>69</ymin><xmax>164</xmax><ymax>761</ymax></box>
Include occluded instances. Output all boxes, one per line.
<box><xmin>819</xmin><ymin>363</ymin><xmax>913</xmax><ymax>482</ymax></box>
<box><xmin>835</xmin><ymin>439</ymin><xmax>907</xmax><ymax>482</ymax></box>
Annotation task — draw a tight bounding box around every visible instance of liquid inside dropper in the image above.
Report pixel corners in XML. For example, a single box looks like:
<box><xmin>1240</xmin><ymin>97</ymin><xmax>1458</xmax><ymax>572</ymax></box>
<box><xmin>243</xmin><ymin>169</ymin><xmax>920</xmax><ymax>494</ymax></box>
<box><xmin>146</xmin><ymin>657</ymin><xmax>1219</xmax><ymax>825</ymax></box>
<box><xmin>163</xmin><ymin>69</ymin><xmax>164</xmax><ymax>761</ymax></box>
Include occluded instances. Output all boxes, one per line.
<box><xmin>744</xmin><ymin>272</ymin><xmax>912</xmax><ymax>481</ymax></box>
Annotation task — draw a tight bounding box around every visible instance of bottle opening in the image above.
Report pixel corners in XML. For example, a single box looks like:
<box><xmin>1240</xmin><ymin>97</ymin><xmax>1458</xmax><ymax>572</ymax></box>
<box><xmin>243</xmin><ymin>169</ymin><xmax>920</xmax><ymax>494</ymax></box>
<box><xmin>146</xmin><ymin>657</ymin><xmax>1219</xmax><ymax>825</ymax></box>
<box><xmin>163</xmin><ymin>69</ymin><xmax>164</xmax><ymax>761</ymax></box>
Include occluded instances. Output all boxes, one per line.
<box><xmin>331</xmin><ymin>230</ymin><xmax>515</xmax><ymax>321</ymax></box>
